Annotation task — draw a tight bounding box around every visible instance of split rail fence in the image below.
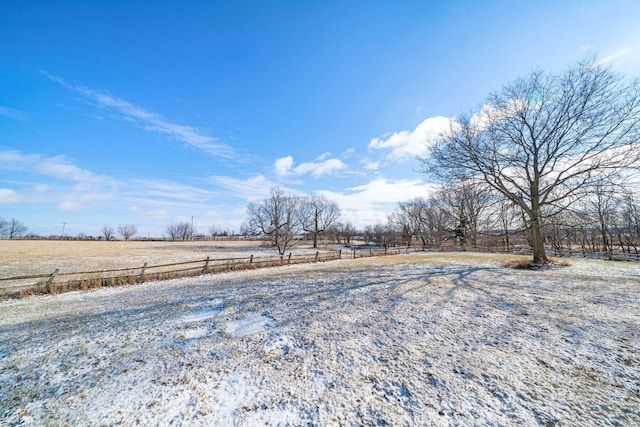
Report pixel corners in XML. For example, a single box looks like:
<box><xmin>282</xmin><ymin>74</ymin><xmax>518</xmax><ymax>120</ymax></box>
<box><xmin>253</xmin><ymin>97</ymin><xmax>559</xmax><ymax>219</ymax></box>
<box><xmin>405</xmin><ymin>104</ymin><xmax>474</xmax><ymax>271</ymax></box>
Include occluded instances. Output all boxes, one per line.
<box><xmin>0</xmin><ymin>246</ymin><xmax>411</xmax><ymax>298</ymax></box>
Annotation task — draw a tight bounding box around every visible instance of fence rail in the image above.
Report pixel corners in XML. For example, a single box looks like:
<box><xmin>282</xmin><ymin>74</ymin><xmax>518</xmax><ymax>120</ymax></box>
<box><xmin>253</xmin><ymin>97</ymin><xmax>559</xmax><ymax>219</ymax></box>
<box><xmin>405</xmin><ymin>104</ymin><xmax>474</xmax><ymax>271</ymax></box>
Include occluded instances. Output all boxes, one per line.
<box><xmin>3</xmin><ymin>243</ymin><xmax>638</xmax><ymax>299</ymax></box>
<box><xmin>0</xmin><ymin>247</ymin><xmax>417</xmax><ymax>298</ymax></box>
<box><xmin>439</xmin><ymin>244</ymin><xmax>640</xmax><ymax>262</ymax></box>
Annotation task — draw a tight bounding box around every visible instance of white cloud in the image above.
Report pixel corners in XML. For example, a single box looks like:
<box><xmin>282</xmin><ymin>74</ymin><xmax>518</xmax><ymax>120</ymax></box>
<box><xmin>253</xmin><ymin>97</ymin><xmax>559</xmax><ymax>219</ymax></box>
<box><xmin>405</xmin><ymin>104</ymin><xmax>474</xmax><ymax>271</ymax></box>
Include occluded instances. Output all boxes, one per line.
<box><xmin>0</xmin><ymin>151</ymin><xmax>120</xmax><ymax>211</ymax></box>
<box><xmin>0</xmin><ymin>106</ymin><xmax>28</xmax><ymax>121</ymax></box>
<box><xmin>0</xmin><ymin>188</ymin><xmax>21</xmax><ymax>204</ymax></box>
<box><xmin>369</xmin><ymin>116</ymin><xmax>454</xmax><ymax>161</ymax></box>
<box><xmin>0</xmin><ymin>150</ymin><xmax>276</xmax><ymax>235</ymax></box>
<box><xmin>0</xmin><ymin>149</ymin><xmax>440</xmax><ymax>235</ymax></box>
<box><xmin>360</xmin><ymin>159</ymin><xmax>381</xmax><ymax>171</ymax></box>
<box><xmin>317</xmin><ymin>177</ymin><xmax>438</xmax><ymax>227</ymax></box>
<box><xmin>341</xmin><ymin>148</ymin><xmax>355</xmax><ymax>159</ymax></box>
<box><xmin>294</xmin><ymin>158</ymin><xmax>346</xmax><ymax>177</ymax></box>
<box><xmin>0</xmin><ymin>151</ymin><xmax>125</xmax><ymax>205</ymax></box>
<box><xmin>273</xmin><ymin>155</ymin><xmax>346</xmax><ymax>178</ymax></box>
<box><xmin>43</xmin><ymin>72</ymin><xmax>234</xmax><ymax>158</ymax></box>
<box><xmin>0</xmin><ymin>150</ymin><xmax>118</xmax><ymax>187</ymax></box>
<box><xmin>274</xmin><ymin>156</ymin><xmax>294</xmax><ymax>175</ymax></box>
<box><xmin>57</xmin><ymin>201</ymin><xmax>84</xmax><ymax>211</ymax></box>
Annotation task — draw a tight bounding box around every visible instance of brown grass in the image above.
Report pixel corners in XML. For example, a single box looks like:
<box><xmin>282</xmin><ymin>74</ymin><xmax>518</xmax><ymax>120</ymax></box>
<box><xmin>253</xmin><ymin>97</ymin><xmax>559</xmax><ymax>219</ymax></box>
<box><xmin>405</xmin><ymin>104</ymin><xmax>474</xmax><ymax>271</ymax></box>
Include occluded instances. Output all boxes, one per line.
<box><xmin>0</xmin><ymin>239</ymin><xmax>269</xmax><ymax>277</ymax></box>
<box><xmin>504</xmin><ymin>257</ymin><xmax>570</xmax><ymax>270</ymax></box>
<box><xmin>0</xmin><ymin>240</ymin><xmax>346</xmax><ymax>299</ymax></box>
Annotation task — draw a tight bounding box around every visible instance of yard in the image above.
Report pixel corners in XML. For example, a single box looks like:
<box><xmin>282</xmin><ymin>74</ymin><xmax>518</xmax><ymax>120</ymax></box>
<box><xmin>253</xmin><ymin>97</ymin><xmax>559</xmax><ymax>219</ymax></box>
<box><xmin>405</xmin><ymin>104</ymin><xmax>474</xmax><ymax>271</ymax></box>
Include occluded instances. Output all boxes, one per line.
<box><xmin>1</xmin><ymin>252</ymin><xmax>639</xmax><ymax>425</ymax></box>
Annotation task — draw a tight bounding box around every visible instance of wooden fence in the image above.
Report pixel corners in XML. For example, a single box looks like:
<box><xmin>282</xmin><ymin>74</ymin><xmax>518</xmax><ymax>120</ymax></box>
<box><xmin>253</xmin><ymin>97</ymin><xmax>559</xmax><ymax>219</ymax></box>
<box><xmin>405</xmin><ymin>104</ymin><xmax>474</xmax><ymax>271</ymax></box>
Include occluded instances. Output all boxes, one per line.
<box><xmin>0</xmin><ymin>247</ymin><xmax>412</xmax><ymax>298</ymax></box>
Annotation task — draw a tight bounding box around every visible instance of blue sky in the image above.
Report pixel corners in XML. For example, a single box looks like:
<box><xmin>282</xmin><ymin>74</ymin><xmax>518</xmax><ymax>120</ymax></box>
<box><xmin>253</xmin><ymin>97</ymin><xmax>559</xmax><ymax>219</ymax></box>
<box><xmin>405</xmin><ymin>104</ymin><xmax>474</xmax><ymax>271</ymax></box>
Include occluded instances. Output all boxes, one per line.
<box><xmin>1</xmin><ymin>1</ymin><xmax>640</xmax><ymax>237</ymax></box>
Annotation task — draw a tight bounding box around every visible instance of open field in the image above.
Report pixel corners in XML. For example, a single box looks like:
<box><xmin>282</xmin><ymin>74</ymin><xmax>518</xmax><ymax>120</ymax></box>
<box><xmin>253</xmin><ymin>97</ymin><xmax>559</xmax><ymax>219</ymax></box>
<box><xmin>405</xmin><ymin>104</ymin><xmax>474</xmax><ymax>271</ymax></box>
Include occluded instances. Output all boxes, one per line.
<box><xmin>1</xmin><ymin>253</ymin><xmax>639</xmax><ymax>425</ymax></box>
<box><xmin>0</xmin><ymin>239</ymin><xmax>326</xmax><ymax>278</ymax></box>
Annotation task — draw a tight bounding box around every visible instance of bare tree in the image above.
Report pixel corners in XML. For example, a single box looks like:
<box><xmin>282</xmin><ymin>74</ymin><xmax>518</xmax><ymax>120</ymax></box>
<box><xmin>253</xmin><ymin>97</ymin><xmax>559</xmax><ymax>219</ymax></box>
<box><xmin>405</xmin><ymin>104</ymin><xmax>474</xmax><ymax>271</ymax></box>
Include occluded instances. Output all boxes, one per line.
<box><xmin>363</xmin><ymin>223</ymin><xmax>395</xmax><ymax>247</ymax></box>
<box><xmin>165</xmin><ymin>222</ymin><xmax>195</xmax><ymax>241</ymax></box>
<box><xmin>581</xmin><ymin>180</ymin><xmax>621</xmax><ymax>257</ymax></box>
<box><xmin>328</xmin><ymin>222</ymin><xmax>356</xmax><ymax>244</ymax></box>
<box><xmin>101</xmin><ymin>225</ymin><xmax>115</xmax><ymax>240</ymax></box>
<box><xmin>245</xmin><ymin>187</ymin><xmax>302</xmax><ymax>255</ymax></box>
<box><xmin>615</xmin><ymin>194</ymin><xmax>640</xmax><ymax>254</ymax></box>
<box><xmin>165</xmin><ymin>223</ymin><xmax>180</xmax><ymax>241</ymax></box>
<box><xmin>435</xmin><ymin>180</ymin><xmax>491</xmax><ymax>248</ymax></box>
<box><xmin>543</xmin><ymin>210</ymin><xmax>576</xmax><ymax>256</ymax></box>
<box><xmin>117</xmin><ymin>224</ymin><xmax>138</xmax><ymax>241</ymax></box>
<box><xmin>389</xmin><ymin>209</ymin><xmax>414</xmax><ymax>246</ymax></box>
<box><xmin>2</xmin><ymin>218</ymin><xmax>28</xmax><ymax>239</ymax></box>
<box><xmin>0</xmin><ymin>217</ymin><xmax>8</xmax><ymax>237</ymax></box>
<box><xmin>490</xmin><ymin>199</ymin><xmax>524</xmax><ymax>252</ymax></box>
<box><xmin>425</xmin><ymin>59</ymin><xmax>640</xmax><ymax>265</ymax></box>
<box><xmin>299</xmin><ymin>196</ymin><xmax>341</xmax><ymax>248</ymax></box>
<box><xmin>340</xmin><ymin>222</ymin><xmax>357</xmax><ymax>244</ymax></box>
<box><xmin>391</xmin><ymin>198</ymin><xmax>436</xmax><ymax>247</ymax></box>
<box><xmin>208</xmin><ymin>225</ymin><xmax>219</xmax><ymax>238</ymax></box>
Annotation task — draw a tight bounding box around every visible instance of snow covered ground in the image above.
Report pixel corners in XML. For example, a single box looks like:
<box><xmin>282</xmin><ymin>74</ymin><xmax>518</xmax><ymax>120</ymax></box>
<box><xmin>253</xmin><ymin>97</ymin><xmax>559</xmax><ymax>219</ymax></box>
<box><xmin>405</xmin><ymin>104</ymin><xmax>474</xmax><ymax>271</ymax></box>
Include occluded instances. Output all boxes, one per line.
<box><xmin>1</xmin><ymin>253</ymin><xmax>639</xmax><ymax>426</ymax></box>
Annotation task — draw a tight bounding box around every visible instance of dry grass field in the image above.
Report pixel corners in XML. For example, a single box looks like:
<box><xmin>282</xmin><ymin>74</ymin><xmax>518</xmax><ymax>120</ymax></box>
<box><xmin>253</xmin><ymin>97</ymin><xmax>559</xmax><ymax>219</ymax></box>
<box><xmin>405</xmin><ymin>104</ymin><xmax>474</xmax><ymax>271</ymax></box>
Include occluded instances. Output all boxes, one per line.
<box><xmin>0</xmin><ymin>239</ymin><xmax>315</xmax><ymax>278</ymax></box>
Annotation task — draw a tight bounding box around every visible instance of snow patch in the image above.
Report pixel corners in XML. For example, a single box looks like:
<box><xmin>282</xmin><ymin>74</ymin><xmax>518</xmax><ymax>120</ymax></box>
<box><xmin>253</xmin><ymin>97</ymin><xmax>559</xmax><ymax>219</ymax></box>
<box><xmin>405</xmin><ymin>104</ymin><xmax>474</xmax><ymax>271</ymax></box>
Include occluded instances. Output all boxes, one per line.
<box><xmin>182</xmin><ymin>307</ymin><xmax>222</xmax><ymax>323</ymax></box>
<box><xmin>225</xmin><ymin>314</ymin><xmax>273</xmax><ymax>337</ymax></box>
<box><xmin>181</xmin><ymin>327</ymin><xmax>208</xmax><ymax>340</ymax></box>
<box><xmin>209</xmin><ymin>371</ymin><xmax>260</xmax><ymax>423</ymax></box>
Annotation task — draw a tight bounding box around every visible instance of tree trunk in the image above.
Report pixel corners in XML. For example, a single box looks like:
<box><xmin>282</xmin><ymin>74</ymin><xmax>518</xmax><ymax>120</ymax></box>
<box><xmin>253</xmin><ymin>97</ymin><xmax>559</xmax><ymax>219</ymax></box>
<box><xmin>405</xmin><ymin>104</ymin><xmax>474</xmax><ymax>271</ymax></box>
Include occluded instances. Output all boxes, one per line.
<box><xmin>530</xmin><ymin>217</ymin><xmax>549</xmax><ymax>265</ymax></box>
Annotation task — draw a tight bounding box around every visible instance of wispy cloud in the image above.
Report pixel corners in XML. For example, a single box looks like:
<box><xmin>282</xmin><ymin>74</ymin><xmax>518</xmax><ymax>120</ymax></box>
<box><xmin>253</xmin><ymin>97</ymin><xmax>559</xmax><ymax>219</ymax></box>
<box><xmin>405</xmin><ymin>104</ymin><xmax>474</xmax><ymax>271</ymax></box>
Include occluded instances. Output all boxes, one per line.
<box><xmin>360</xmin><ymin>158</ymin><xmax>381</xmax><ymax>171</ymax></box>
<box><xmin>43</xmin><ymin>72</ymin><xmax>234</xmax><ymax>158</ymax></box>
<box><xmin>131</xmin><ymin>179</ymin><xmax>217</xmax><ymax>202</ymax></box>
<box><xmin>0</xmin><ymin>150</ymin><xmax>120</xmax><ymax>210</ymax></box>
<box><xmin>208</xmin><ymin>174</ymin><xmax>284</xmax><ymax>201</ymax></box>
<box><xmin>369</xmin><ymin>116</ymin><xmax>454</xmax><ymax>161</ymax></box>
<box><xmin>0</xmin><ymin>150</ymin><xmax>114</xmax><ymax>184</ymax></box>
<box><xmin>592</xmin><ymin>43</ymin><xmax>640</xmax><ymax>67</ymax></box>
<box><xmin>0</xmin><ymin>106</ymin><xmax>29</xmax><ymax>121</ymax></box>
<box><xmin>273</xmin><ymin>155</ymin><xmax>346</xmax><ymax>178</ymax></box>
<box><xmin>0</xmin><ymin>149</ymin><xmax>250</xmax><ymax>233</ymax></box>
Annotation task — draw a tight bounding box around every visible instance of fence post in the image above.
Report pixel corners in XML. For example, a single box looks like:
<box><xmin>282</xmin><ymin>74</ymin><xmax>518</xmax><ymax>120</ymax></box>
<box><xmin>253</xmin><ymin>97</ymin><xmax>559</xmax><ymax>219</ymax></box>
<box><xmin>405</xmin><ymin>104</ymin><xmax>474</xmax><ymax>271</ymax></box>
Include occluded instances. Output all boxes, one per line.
<box><xmin>202</xmin><ymin>256</ymin><xmax>210</xmax><ymax>273</ymax></box>
<box><xmin>288</xmin><ymin>253</ymin><xmax>292</xmax><ymax>264</ymax></box>
<box><xmin>140</xmin><ymin>262</ymin><xmax>147</xmax><ymax>281</ymax></box>
<box><xmin>315</xmin><ymin>251</ymin><xmax>319</xmax><ymax>262</ymax></box>
<box><xmin>353</xmin><ymin>248</ymin><xmax>356</xmax><ymax>259</ymax></box>
<box><xmin>249</xmin><ymin>254</ymin><xmax>253</xmax><ymax>268</ymax></box>
<box><xmin>339</xmin><ymin>249</ymin><xmax>342</xmax><ymax>259</ymax></box>
<box><xmin>46</xmin><ymin>268</ymin><xmax>59</xmax><ymax>293</ymax></box>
